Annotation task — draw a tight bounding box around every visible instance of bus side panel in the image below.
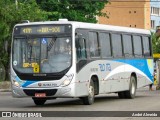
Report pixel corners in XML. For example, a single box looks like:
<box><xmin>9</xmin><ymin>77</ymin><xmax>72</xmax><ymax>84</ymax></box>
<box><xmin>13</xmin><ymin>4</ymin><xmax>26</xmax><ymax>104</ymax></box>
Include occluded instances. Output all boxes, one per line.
<box><xmin>122</xmin><ymin>59</ymin><xmax>153</xmax><ymax>88</ymax></box>
<box><xmin>76</xmin><ymin>59</ymin><xmax>153</xmax><ymax>96</ymax></box>
<box><xmin>76</xmin><ymin>60</ymin><xmax>130</xmax><ymax>94</ymax></box>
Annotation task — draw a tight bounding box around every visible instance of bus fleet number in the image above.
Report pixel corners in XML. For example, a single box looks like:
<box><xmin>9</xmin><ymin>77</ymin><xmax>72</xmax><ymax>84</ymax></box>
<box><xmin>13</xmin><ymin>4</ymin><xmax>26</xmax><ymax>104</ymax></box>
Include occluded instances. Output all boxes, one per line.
<box><xmin>99</xmin><ymin>63</ymin><xmax>111</xmax><ymax>72</ymax></box>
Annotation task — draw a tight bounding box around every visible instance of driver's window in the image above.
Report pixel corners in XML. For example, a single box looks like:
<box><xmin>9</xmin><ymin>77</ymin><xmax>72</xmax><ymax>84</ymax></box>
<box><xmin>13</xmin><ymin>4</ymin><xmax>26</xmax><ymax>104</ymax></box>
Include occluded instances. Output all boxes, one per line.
<box><xmin>76</xmin><ymin>36</ymin><xmax>87</xmax><ymax>61</ymax></box>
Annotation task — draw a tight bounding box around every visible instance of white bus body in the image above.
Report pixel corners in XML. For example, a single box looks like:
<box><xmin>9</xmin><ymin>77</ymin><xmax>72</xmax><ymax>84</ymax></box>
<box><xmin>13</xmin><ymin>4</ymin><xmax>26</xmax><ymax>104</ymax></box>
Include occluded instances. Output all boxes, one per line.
<box><xmin>10</xmin><ymin>19</ymin><xmax>153</xmax><ymax>105</ymax></box>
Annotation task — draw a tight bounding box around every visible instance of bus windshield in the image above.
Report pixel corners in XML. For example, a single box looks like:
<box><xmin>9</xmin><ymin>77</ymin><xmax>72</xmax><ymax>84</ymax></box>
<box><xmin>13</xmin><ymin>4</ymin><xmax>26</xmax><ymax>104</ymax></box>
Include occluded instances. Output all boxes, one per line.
<box><xmin>12</xmin><ymin>36</ymin><xmax>71</xmax><ymax>73</ymax></box>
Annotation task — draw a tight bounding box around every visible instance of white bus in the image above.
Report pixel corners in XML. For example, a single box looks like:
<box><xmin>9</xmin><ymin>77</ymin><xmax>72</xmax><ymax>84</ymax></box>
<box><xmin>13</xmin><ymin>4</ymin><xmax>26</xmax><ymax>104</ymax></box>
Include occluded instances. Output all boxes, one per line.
<box><xmin>10</xmin><ymin>19</ymin><xmax>153</xmax><ymax>105</ymax></box>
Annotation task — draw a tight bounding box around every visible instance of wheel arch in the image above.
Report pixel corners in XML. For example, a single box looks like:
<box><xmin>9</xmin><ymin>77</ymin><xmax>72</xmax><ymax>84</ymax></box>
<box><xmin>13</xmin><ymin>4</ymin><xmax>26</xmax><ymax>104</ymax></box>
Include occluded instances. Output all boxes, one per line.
<box><xmin>90</xmin><ymin>74</ymin><xmax>99</xmax><ymax>95</ymax></box>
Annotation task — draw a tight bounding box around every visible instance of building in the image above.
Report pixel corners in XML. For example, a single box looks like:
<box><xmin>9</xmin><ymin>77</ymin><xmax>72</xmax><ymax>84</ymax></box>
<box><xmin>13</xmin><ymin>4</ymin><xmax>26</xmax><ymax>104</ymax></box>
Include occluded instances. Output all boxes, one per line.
<box><xmin>98</xmin><ymin>0</ymin><xmax>151</xmax><ymax>30</ymax></box>
<box><xmin>150</xmin><ymin>0</ymin><xmax>160</xmax><ymax>31</ymax></box>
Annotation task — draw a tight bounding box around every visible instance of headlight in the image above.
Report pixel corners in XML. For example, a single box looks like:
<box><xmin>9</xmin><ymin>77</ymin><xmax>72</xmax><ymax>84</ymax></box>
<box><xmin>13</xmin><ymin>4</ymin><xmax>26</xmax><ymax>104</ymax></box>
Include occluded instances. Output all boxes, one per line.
<box><xmin>60</xmin><ymin>74</ymin><xmax>74</xmax><ymax>87</ymax></box>
<box><xmin>13</xmin><ymin>80</ymin><xmax>20</xmax><ymax>87</ymax></box>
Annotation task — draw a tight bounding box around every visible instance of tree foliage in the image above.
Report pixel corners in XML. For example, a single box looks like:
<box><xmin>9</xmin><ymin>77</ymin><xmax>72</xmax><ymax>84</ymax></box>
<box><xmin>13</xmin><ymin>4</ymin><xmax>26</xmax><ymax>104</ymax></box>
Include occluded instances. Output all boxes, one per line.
<box><xmin>0</xmin><ymin>0</ymin><xmax>46</xmax><ymax>78</ymax></box>
<box><xmin>36</xmin><ymin>0</ymin><xmax>108</xmax><ymax>23</ymax></box>
<box><xmin>0</xmin><ymin>0</ymin><xmax>46</xmax><ymax>79</ymax></box>
<box><xmin>152</xmin><ymin>32</ymin><xmax>160</xmax><ymax>53</ymax></box>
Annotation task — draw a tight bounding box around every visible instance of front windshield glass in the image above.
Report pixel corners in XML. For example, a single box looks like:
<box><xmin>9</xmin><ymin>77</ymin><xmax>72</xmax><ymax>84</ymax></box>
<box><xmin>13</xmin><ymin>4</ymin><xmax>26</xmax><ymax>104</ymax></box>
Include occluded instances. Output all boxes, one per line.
<box><xmin>13</xmin><ymin>36</ymin><xmax>71</xmax><ymax>73</ymax></box>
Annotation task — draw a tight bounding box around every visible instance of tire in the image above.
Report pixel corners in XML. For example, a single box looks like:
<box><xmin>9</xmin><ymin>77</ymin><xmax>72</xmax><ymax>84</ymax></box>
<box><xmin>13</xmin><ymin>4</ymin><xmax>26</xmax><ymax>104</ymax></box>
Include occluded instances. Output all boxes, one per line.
<box><xmin>32</xmin><ymin>98</ymin><xmax>46</xmax><ymax>105</ymax></box>
<box><xmin>82</xmin><ymin>80</ymin><xmax>95</xmax><ymax>105</ymax></box>
<box><xmin>124</xmin><ymin>76</ymin><xmax>137</xmax><ymax>99</ymax></box>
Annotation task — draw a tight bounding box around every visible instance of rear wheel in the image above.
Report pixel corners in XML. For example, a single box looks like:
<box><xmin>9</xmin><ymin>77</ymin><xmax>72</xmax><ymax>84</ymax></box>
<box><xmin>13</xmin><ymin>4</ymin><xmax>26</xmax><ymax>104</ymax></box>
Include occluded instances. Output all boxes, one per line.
<box><xmin>32</xmin><ymin>98</ymin><xmax>46</xmax><ymax>105</ymax></box>
<box><xmin>82</xmin><ymin>80</ymin><xmax>95</xmax><ymax>105</ymax></box>
<box><xmin>125</xmin><ymin>76</ymin><xmax>137</xmax><ymax>99</ymax></box>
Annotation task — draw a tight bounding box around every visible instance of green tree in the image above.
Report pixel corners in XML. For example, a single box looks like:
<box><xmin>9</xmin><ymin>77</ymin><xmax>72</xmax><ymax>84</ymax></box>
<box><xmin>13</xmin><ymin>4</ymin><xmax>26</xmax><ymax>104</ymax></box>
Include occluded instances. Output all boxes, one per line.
<box><xmin>36</xmin><ymin>0</ymin><xmax>108</xmax><ymax>23</ymax></box>
<box><xmin>0</xmin><ymin>0</ymin><xmax>12</xmax><ymax>67</ymax></box>
<box><xmin>152</xmin><ymin>32</ymin><xmax>160</xmax><ymax>54</ymax></box>
<box><xmin>0</xmin><ymin>0</ymin><xmax>46</xmax><ymax>80</ymax></box>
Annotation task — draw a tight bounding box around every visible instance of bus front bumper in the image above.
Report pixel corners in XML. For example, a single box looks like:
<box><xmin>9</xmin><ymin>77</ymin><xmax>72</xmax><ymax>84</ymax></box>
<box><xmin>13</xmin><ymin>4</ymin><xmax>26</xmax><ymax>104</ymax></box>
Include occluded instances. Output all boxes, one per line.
<box><xmin>11</xmin><ymin>85</ymin><xmax>74</xmax><ymax>98</ymax></box>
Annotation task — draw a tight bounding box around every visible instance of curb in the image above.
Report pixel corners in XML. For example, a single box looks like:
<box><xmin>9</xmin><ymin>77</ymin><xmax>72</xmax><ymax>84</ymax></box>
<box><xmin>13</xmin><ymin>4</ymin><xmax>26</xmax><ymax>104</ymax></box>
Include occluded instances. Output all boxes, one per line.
<box><xmin>0</xmin><ymin>89</ymin><xmax>11</xmax><ymax>92</ymax></box>
<box><xmin>0</xmin><ymin>81</ymin><xmax>11</xmax><ymax>92</ymax></box>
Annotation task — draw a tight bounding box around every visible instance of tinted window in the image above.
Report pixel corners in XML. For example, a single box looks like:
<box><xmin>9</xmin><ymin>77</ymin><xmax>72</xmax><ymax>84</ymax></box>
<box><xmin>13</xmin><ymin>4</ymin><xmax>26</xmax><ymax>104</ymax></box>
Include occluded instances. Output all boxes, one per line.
<box><xmin>143</xmin><ymin>36</ymin><xmax>151</xmax><ymax>57</ymax></box>
<box><xmin>99</xmin><ymin>33</ymin><xmax>111</xmax><ymax>58</ymax></box>
<box><xmin>89</xmin><ymin>32</ymin><xmax>100</xmax><ymax>57</ymax></box>
<box><xmin>76</xmin><ymin>37</ymin><xmax>87</xmax><ymax>61</ymax></box>
<box><xmin>123</xmin><ymin>35</ymin><xmax>133</xmax><ymax>57</ymax></box>
<box><xmin>111</xmin><ymin>34</ymin><xmax>123</xmax><ymax>57</ymax></box>
<box><xmin>133</xmin><ymin>35</ymin><xmax>143</xmax><ymax>57</ymax></box>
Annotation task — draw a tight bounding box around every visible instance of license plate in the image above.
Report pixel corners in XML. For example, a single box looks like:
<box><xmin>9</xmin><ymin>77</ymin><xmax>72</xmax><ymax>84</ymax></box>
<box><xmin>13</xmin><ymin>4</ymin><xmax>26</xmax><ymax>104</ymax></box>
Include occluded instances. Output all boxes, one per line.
<box><xmin>35</xmin><ymin>93</ymin><xmax>46</xmax><ymax>97</ymax></box>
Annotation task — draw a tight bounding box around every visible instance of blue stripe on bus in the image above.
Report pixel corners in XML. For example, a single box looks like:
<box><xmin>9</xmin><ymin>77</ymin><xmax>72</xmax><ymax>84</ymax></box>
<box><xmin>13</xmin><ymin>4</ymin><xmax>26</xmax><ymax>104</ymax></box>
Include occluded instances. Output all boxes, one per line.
<box><xmin>114</xmin><ymin>59</ymin><xmax>153</xmax><ymax>82</ymax></box>
<box><xmin>22</xmin><ymin>81</ymin><xmax>38</xmax><ymax>87</ymax></box>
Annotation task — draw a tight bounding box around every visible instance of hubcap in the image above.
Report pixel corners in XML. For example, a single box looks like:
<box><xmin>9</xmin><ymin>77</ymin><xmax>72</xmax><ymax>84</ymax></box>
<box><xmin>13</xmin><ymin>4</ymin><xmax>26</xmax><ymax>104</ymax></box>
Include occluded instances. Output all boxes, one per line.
<box><xmin>89</xmin><ymin>85</ymin><xmax>94</xmax><ymax>100</ymax></box>
<box><xmin>131</xmin><ymin>79</ymin><xmax>136</xmax><ymax>95</ymax></box>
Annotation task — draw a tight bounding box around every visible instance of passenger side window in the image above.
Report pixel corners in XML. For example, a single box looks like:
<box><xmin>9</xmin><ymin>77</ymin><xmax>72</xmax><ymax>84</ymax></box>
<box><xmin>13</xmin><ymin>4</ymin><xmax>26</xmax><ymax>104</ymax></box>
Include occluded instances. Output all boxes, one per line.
<box><xmin>99</xmin><ymin>33</ymin><xmax>111</xmax><ymax>58</ymax></box>
<box><xmin>133</xmin><ymin>35</ymin><xmax>143</xmax><ymax>57</ymax></box>
<box><xmin>143</xmin><ymin>36</ymin><xmax>151</xmax><ymax>57</ymax></box>
<box><xmin>89</xmin><ymin>32</ymin><xmax>100</xmax><ymax>57</ymax></box>
<box><xmin>76</xmin><ymin>36</ymin><xmax>87</xmax><ymax>61</ymax></box>
<box><xmin>123</xmin><ymin>35</ymin><xmax>133</xmax><ymax>57</ymax></box>
<box><xmin>111</xmin><ymin>34</ymin><xmax>123</xmax><ymax>58</ymax></box>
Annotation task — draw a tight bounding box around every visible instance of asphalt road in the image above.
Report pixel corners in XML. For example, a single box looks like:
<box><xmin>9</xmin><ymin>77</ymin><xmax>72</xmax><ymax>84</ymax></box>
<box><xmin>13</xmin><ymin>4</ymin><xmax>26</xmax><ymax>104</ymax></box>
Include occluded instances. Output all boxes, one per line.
<box><xmin>0</xmin><ymin>86</ymin><xmax>160</xmax><ymax>120</ymax></box>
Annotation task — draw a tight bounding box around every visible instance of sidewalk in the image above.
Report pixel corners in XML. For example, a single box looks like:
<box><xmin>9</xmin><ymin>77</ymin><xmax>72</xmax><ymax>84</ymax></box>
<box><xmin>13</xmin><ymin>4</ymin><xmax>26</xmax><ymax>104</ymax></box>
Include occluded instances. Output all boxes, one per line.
<box><xmin>139</xmin><ymin>85</ymin><xmax>158</xmax><ymax>91</ymax></box>
<box><xmin>0</xmin><ymin>81</ymin><xmax>11</xmax><ymax>92</ymax></box>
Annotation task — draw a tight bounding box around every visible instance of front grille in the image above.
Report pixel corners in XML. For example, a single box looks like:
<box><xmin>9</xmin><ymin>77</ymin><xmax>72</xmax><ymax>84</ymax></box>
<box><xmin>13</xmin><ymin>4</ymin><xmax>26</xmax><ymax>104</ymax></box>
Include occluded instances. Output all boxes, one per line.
<box><xmin>23</xmin><ymin>89</ymin><xmax>57</xmax><ymax>96</ymax></box>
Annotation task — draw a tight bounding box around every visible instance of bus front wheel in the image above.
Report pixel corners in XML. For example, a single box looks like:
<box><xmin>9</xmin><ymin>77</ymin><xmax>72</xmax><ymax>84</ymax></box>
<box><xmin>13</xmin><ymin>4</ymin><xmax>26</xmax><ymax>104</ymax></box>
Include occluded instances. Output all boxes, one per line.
<box><xmin>82</xmin><ymin>80</ymin><xmax>95</xmax><ymax>105</ymax></box>
<box><xmin>32</xmin><ymin>98</ymin><xmax>46</xmax><ymax>105</ymax></box>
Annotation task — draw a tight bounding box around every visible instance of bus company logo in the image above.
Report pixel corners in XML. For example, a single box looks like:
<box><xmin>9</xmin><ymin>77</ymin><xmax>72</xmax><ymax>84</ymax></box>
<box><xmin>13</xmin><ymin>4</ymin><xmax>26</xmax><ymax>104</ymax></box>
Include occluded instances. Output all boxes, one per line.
<box><xmin>38</xmin><ymin>83</ymin><xmax>42</xmax><ymax>87</ymax></box>
<box><xmin>2</xmin><ymin>112</ymin><xmax>12</xmax><ymax>117</ymax></box>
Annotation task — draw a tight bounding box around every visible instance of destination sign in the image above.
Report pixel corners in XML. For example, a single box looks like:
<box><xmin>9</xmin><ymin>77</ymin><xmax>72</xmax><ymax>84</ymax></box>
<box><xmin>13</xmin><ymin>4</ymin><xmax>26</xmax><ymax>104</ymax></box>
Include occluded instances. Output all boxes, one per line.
<box><xmin>14</xmin><ymin>25</ymin><xmax>72</xmax><ymax>35</ymax></box>
<box><xmin>20</xmin><ymin>26</ymin><xmax>63</xmax><ymax>34</ymax></box>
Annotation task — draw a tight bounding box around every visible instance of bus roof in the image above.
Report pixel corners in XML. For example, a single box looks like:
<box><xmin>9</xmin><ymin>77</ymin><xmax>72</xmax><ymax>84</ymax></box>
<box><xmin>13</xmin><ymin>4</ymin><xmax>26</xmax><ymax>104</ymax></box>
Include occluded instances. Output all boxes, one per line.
<box><xmin>15</xmin><ymin>20</ymin><xmax>150</xmax><ymax>35</ymax></box>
